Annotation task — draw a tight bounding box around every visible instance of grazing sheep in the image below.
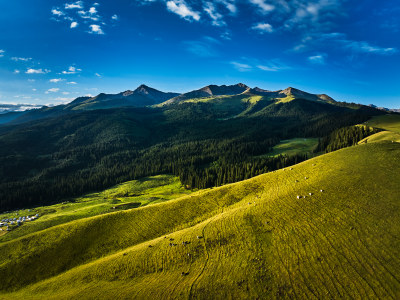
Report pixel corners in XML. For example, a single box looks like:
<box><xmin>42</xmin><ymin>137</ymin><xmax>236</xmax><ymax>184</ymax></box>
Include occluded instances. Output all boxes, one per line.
<box><xmin>309</xmin><ymin>193</ymin><xmax>313</xmax><ymax>196</ymax></box>
<box><xmin>320</xmin><ymin>189</ymin><xmax>324</xmax><ymax>192</ymax></box>
<box><xmin>297</xmin><ymin>195</ymin><xmax>301</xmax><ymax>199</ymax></box>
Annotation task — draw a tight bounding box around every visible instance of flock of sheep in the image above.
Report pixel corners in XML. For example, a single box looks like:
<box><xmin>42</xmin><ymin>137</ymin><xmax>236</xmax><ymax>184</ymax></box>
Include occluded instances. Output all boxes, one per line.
<box><xmin>0</xmin><ymin>213</ymin><xmax>40</xmax><ymax>232</ymax></box>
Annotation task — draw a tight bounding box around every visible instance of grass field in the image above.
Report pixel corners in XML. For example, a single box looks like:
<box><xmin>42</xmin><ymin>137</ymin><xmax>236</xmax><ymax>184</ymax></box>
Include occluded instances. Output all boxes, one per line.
<box><xmin>259</xmin><ymin>138</ymin><xmax>319</xmax><ymax>157</ymax></box>
<box><xmin>360</xmin><ymin>114</ymin><xmax>400</xmax><ymax>144</ymax></box>
<box><xmin>364</xmin><ymin>114</ymin><xmax>400</xmax><ymax>133</ymax></box>
<box><xmin>1</xmin><ymin>140</ymin><xmax>400</xmax><ymax>299</ymax></box>
<box><xmin>0</xmin><ymin>175</ymin><xmax>194</xmax><ymax>243</ymax></box>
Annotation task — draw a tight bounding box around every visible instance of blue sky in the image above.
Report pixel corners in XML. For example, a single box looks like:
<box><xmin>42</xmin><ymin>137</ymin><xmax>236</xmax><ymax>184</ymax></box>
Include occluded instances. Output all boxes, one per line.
<box><xmin>0</xmin><ymin>0</ymin><xmax>399</xmax><ymax>108</ymax></box>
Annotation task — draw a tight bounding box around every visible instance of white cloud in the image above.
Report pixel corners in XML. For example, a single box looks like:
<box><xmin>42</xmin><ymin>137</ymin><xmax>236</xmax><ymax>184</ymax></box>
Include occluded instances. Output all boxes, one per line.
<box><xmin>204</xmin><ymin>2</ymin><xmax>225</xmax><ymax>26</ymax></box>
<box><xmin>62</xmin><ymin>92</ymin><xmax>70</xmax><ymax>95</ymax></box>
<box><xmin>89</xmin><ymin>24</ymin><xmax>104</xmax><ymax>34</ymax></box>
<box><xmin>11</xmin><ymin>57</ymin><xmax>32</xmax><ymax>61</ymax></box>
<box><xmin>65</xmin><ymin>1</ymin><xmax>83</xmax><ymax>9</ymax></box>
<box><xmin>249</xmin><ymin>0</ymin><xmax>275</xmax><ymax>13</ymax></box>
<box><xmin>0</xmin><ymin>49</ymin><xmax>4</xmax><ymax>57</ymax></box>
<box><xmin>111</xmin><ymin>14</ymin><xmax>119</xmax><ymax>20</ymax></box>
<box><xmin>50</xmin><ymin>78</ymin><xmax>64</xmax><ymax>83</ymax></box>
<box><xmin>252</xmin><ymin>23</ymin><xmax>273</xmax><ymax>33</ymax></box>
<box><xmin>217</xmin><ymin>0</ymin><xmax>237</xmax><ymax>14</ymax></box>
<box><xmin>308</xmin><ymin>54</ymin><xmax>326</xmax><ymax>64</ymax></box>
<box><xmin>51</xmin><ymin>8</ymin><xmax>64</xmax><ymax>16</ymax></box>
<box><xmin>67</xmin><ymin>81</ymin><xmax>78</xmax><ymax>84</ymax></box>
<box><xmin>95</xmin><ymin>73</ymin><xmax>102</xmax><ymax>77</ymax></box>
<box><xmin>46</xmin><ymin>88</ymin><xmax>60</xmax><ymax>94</ymax></box>
<box><xmin>70</xmin><ymin>21</ymin><xmax>79</xmax><ymax>28</ymax></box>
<box><xmin>231</xmin><ymin>62</ymin><xmax>252</xmax><ymax>72</ymax></box>
<box><xmin>89</xmin><ymin>7</ymin><xmax>97</xmax><ymax>14</ymax></box>
<box><xmin>32</xmin><ymin>89</ymin><xmax>37</xmax><ymax>91</ymax></box>
<box><xmin>166</xmin><ymin>0</ymin><xmax>200</xmax><ymax>21</ymax></box>
<box><xmin>61</xmin><ymin>66</ymin><xmax>82</xmax><ymax>74</ymax></box>
<box><xmin>26</xmin><ymin>68</ymin><xmax>50</xmax><ymax>74</ymax></box>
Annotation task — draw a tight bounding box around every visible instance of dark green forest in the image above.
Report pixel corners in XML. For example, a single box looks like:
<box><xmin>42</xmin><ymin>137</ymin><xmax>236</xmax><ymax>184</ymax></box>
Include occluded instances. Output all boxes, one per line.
<box><xmin>0</xmin><ymin>98</ymin><xmax>383</xmax><ymax>211</ymax></box>
<box><xmin>315</xmin><ymin>125</ymin><xmax>382</xmax><ymax>153</ymax></box>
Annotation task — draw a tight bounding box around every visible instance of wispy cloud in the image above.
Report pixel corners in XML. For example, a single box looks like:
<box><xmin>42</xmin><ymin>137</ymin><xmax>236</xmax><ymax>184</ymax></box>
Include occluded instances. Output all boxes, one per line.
<box><xmin>65</xmin><ymin>1</ymin><xmax>83</xmax><ymax>9</ymax></box>
<box><xmin>204</xmin><ymin>2</ymin><xmax>225</xmax><ymax>26</ymax></box>
<box><xmin>166</xmin><ymin>0</ymin><xmax>200</xmax><ymax>21</ymax></box>
<box><xmin>0</xmin><ymin>49</ymin><xmax>4</xmax><ymax>57</ymax></box>
<box><xmin>61</xmin><ymin>66</ymin><xmax>82</xmax><ymax>74</ymax></box>
<box><xmin>257</xmin><ymin>60</ymin><xmax>292</xmax><ymax>71</ymax></box>
<box><xmin>308</xmin><ymin>54</ymin><xmax>326</xmax><ymax>64</ymax></box>
<box><xmin>231</xmin><ymin>58</ymin><xmax>292</xmax><ymax>72</ymax></box>
<box><xmin>344</xmin><ymin>41</ymin><xmax>397</xmax><ymax>55</ymax></box>
<box><xmin>11</xmin><ymin>57</ymin><xmax>32</xmax><ymax>61</ymax></box>
<box><xmin>249</xmin><ymin>0</ymin><xmax>275</xmax><ymax>14</ymax></box>
<box><xmin>231</xmin><ymin>62</ymin><xmax>252</xmax><ymax>72</ymax></box>
<box><xmin>67</xmin><ymin>81</ymin><xmax>78</xmax><ymax>84</ymax></box>
<box><xmin>293</xmin><ymin>32</ymin><xmax>397</xmax><ymax>57</ymax></box>
<box><xmin>183</xmin><ymin>36</ymin><xmax>220</xmax><ymax>57</ymax></box>
<box><xmin>70</xmin><ymin>21</ymin><xmax>79</xmax><ymax>28</ymax></box>
<box><xmin>26</xmin><ymin>68</ymin><xmax>50</xmax><ymax>74</ymax></box>
<box><xmin>111</xmin><ymin>14</ymin><xmax>119</xmax><ymax>20</ymax></box>
<box><xmin>252</xmin><ymin>23</ymin><xmax>273</xmax><ymax>33</ymax></box>
<box><xmin>217</xmin><ymin>0</ymin><xmax>237</xmax><ymax>15</ymax></box>
<box><xmin>45</xmin><ymin>88</ymin><xmax>60</xmax><ymax>94</ymax></box>
<box><xmin>50</xmin><ymin>78</ymin><xmax>64</xmax><ymax>83</ymax></box>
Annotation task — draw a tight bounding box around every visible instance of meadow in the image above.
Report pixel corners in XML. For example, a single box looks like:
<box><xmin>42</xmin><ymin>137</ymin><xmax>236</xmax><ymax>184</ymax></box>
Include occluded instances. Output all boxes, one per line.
<box><xmin>1</xmin><ymin>141</ymin><xmax>399</xmax><ymax>299</ymax></box>
<box><xmin>360</xmin><ymin>114</ymin><xmax>400</xmax><ymax>144</ymax></box>
<box><xmin>1</xmin><ymin>114</ymin><xmax>399</xmax><ymax>299</ymax></box>
<box><xmin>0</xmin><ymin>175</ymin><xmax>194</xmax><ymax>243</ymax></box>
<box><xmin>263</xmin><ymin>138</ymin><xmax>319</xmax><ymax>157</ymax></box>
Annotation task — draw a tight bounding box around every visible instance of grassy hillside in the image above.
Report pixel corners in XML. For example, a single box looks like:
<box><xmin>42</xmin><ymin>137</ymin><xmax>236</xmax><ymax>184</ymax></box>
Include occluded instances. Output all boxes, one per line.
<box><xmin>0</xmin><ymin>175</ymin><xmax>193</xmax><ymax>243</ymax></box>
<box><xmin>364</xmin><ymin>114</ymin><xmax>400</xmax><ymax>133</ymax></box>
<box><xmin>360</xmin><ymin>114</ymin><xmax>400</xmax><ymax>144</ymax></box>
<box><xmin>262</xmin><ymin>138</ymin><xmax>318</xmax><ymax>157</ymax></box>
<box><xmin>1</xmin><ymin>142</ymin><xmax>400</xmax><ymax>299</ymax></box>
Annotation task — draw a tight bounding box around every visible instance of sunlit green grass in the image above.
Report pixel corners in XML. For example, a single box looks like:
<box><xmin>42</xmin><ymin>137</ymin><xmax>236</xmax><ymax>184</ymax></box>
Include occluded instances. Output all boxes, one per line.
<box><xmin>257</xmin><ymin>138</ymin><xmax>319</xmax><ymax>157</ymax></box>
<box><xmin>0</xmin><ymin>175</ymin><xmax>194</xmax><ymax>243</ymax></box>
<box><xmin>1</xmin><ymin>142</ymin><xmax>400</xmax><ymax>299</ymax></box>
<box><xmin>360</xmin><ymin>114</ymin><xmax>400</xmax><ymax>144</ymax></box>
<box><xmin>364</xmin><ymin>114</ymin><xmax>400</xmax><ymax>133</ymax></box>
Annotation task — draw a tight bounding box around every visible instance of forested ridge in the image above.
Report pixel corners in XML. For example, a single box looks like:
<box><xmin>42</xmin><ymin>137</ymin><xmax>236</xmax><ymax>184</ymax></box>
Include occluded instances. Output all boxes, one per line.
<box><xmin>0</xmin><ymin>97</ymin><xmax>384</xmax><ymax>211</ymax></box>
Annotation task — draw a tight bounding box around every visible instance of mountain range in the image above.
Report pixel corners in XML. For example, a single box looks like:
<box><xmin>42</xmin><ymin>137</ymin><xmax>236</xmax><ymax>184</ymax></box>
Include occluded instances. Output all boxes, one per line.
<box><xmin>0</xmin><ymin>83</ymin><xmax>340</xmax><ymax>126</ymax></box>
<box><xmin>2</xmin><ymin>84</ymin><xmax>399</xmax><ymax>127</ymax></box>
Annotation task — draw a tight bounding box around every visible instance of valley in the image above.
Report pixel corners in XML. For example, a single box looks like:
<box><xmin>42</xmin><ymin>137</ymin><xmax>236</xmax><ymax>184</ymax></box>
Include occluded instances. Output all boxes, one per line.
<box><xmin>1</xmin><ymin>141</ymin><xmax>399</xmax><ymax>299</ymax></box>
<box><xmin>0</xmin><ymin>84</ymin><xmax>399</xmax><ymax>299</ymax></box>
